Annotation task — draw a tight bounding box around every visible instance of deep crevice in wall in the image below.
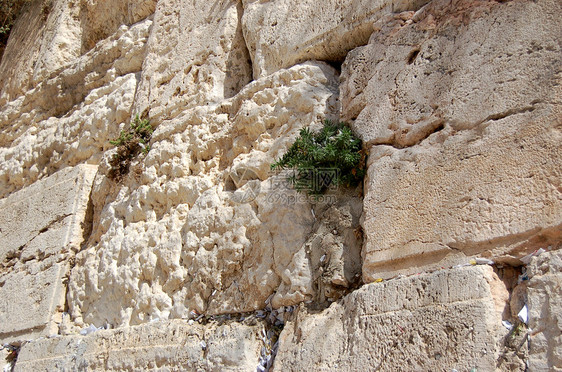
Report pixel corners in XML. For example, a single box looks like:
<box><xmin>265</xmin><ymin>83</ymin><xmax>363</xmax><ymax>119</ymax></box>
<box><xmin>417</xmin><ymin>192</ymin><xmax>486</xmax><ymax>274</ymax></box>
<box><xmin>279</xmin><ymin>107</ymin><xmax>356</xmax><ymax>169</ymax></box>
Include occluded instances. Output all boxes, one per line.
<box><xmin>223</xmin><ymin>0</ymin><xmax>253</xmax><ymax>99</ymax></box>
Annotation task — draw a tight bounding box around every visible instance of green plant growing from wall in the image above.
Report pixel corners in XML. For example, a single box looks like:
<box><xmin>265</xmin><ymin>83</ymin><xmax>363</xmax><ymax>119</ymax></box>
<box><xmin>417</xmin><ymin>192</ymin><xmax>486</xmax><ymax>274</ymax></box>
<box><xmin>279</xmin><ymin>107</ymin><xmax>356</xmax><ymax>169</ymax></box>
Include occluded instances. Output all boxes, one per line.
<box><xmin>271</xmin><ymin>120</ymin><xmax>366</xmax><ymax>195</ymax></box>
<box><xmin>109</xmin><ymin>115</ymin><xmax>153</xmax><ymax>180</ymax></box>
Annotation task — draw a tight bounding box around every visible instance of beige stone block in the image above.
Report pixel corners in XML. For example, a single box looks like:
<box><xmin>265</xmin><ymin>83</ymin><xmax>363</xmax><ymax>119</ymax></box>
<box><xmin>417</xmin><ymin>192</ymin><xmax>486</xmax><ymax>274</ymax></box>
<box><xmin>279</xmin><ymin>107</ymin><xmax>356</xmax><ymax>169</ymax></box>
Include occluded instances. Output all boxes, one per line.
<box><xmin>0</xmin><ymin>263</ymin><xmax>66</xmax><ymax>343</ymax></box>
<box><xmin>527</xmin><ymin>249</ymin><xmax>562</xmax><ymax>371</ymax></box>
<box><xmin>0</xmin><ymin>0</ymin><xmax>82</xmax><ymax>101</ymax></box>
<box><xmin>0</xmin><ymin>165</ymin><xmax>97</xmax><ymax>343</ymax></box>
<box><xmin>361</xmin><ymin>106</ymin><xmax>561</xmax><ymax>280</ymax></box>
<box><xmin>274</xmin><ymin>265</ymin><xmax>505</xmax><ymax>371</ymax></box>
<box><xmin>14</xmin><ymin>320</ymin><xmax>262</xmax><ymax>372</ymax></box>
<box><xmin>0</xmin><ymin>165</ymin><xmax>97</xmax><ymax>264</ymax></box>
<box><xmin>242</xmin><ymin>0</ymin><xmax>430</xmax><ymax>78</ymax></box>
<box><xmin>338</xmin><ymin>0</ymin><xmax>562</xmax><ymax>280</ymax></box>
<box><xmin>133</xmin><ymin>0</ymin><xmax>252</xmax><ymax>123</ymax></box>
<box><xmin>341</xmin><ymin>0</ymin><xmax>561</xmax><ymax>147</ymax></box>
<box><xmin>0</xmin><ymin>18</ymin><xmax>151</xmax><ymax>198</ymax></box>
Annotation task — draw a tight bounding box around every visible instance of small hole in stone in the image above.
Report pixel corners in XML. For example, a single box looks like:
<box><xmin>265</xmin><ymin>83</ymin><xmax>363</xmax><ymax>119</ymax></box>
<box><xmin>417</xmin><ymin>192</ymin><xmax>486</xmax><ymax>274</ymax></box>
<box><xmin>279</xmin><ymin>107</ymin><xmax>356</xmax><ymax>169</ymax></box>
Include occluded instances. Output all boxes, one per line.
<box><xmin>407</xmin><ymin>49</ymin><xmax>420</xmax><ymax>64</ymax></box>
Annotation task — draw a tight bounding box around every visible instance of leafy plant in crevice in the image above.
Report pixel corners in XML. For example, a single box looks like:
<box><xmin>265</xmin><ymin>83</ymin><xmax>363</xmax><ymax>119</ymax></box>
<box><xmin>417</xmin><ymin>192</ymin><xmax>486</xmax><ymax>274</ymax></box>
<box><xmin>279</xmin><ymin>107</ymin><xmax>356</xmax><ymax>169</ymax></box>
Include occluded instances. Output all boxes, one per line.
<box><xmin>271</xmin><ymin>120</ymin><xmax>366</xmax><ymax>195</ymax></box>
<box><xmin>108</xmin><ymin>115</ymin><xmax>153</xmax><ymax>180</ymax></box>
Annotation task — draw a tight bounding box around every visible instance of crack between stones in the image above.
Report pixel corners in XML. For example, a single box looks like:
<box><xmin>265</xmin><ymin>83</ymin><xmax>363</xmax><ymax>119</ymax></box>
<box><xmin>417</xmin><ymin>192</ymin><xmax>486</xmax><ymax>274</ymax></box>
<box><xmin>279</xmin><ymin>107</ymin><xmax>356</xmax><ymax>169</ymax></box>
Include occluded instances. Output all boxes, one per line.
<box><xmin>38</xmin><ymin>214</ymin><xmax>72</xmax><ymax>234</ymax></box>
<box><xmin>369</xmin><ymin>102</ymin><xmax>542</xmax><ymax>151</ymax></box>
<box><xmin>478</xmin><ymin>105</ymin><xmax>537</xmax><ymax>125</ymax></box>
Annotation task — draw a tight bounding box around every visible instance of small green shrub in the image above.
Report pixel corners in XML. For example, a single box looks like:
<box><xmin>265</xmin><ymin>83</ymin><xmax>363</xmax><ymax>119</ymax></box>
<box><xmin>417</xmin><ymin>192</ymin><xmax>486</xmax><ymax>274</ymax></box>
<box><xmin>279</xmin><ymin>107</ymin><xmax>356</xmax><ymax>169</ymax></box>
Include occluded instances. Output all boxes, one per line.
<box><xmin>271</xmin><ymin>120</ymin><xmax>366</xmax><ymax>195</ymax></box>
<box><xmin>109</xmin><ymin>115</ymin><xmax>153</xmax><ymax>180</ymax></box>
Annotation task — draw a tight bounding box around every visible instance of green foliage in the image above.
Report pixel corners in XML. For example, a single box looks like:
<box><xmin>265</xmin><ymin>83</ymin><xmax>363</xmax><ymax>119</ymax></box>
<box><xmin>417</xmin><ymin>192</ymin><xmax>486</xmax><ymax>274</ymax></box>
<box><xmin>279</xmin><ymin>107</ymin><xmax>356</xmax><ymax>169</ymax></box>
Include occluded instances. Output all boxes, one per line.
<box><xmin>0</xmin><ymin>0</ymin><xmax>31</xmax><ymax>35</ymax></box>
<box><xmin>109</xmin><ymin>115</ymin><xmax>153</xmax><ymax>180</ymax></box>
<box><xmin>1</xmin><ymin>0</ymin><xmax>47</xmax><ymax>59</ymax></box>
<box><xmin>271</xmin><ymin>120</ymin><xmax>366</xmax><ymax>195</ymax></box>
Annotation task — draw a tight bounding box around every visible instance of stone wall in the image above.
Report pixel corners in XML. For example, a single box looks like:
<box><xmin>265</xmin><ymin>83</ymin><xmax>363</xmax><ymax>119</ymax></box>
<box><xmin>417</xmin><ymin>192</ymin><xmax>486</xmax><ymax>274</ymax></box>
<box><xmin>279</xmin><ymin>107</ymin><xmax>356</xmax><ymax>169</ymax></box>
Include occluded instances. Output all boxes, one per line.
<box><xmin>0</xmin><ymin>0</ymin><xmax>560</xmax><ymax>370</ymax></box>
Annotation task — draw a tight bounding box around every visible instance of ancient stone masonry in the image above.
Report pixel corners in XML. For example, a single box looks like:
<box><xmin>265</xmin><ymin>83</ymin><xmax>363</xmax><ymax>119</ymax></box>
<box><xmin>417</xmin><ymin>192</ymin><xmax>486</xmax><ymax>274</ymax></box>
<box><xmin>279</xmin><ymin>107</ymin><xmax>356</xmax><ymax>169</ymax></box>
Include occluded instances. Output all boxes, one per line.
<box><xmin>342</xmin><ymin>0</ymin><xmax>562</xmax><ymax>282</ymax></box>
<box><xmin>0</xmin><ymin>165</ymin><xmax>96</xmax><ymax>344</ymax></box>
<box><xmin>0</xmin><ymin>0</ymin><xmax>560</xmax><ymax>370</ymax></box>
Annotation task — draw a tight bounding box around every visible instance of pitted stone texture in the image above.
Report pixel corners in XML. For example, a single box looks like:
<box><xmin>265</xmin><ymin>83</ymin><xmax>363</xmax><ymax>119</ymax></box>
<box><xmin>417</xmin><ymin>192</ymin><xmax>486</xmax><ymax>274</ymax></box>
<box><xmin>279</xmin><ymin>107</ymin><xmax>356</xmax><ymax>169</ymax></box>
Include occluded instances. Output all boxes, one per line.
<box><xmin>0</xmin><ymin>17</ymin><xmax>151</xmax><ymax>198</ymax></box>
<box><xmin>242</xmin><ymin>0</ymin><xmax>430</xmax><ymax>79</ymax></box>
<box><xmin>274</xmin><ymin>266</ymin><xmax>506</xmax><ymax>371</ymax></box>
<box><xmin>14</xmin><ymin>320</ymin><xmax>263</xmax><ymax>371</ymax></box>
<box><xmin>0</xmin><ymin>17</ymin><xmax>150</xmax><ymax>144</ymax></box>
<box><xmin>527</xmin><ymin>249</ymin><xmax>562</xmax><ymax>371</ymax></box>
<box><xmin>242</xmin><ymin>0</ymin><xmax>428</xmax><ymax>79</ymax></box>
<box><xmin>133</xmin><ymin>0</ymin><xmax>252</xmax><ymax>123</ymax></box>
<box><xmin>0</xmin><ymin>165</ymin><xmax>97</xmax><ymax>343</ymax></box>
<box><xmin>80</xmin><ymin>0</ymin><xmax>156</xmax><ymax>53</ymax></box>
<box><xmin>0</xmin><ymin>73</ymin><xmax>138</xmax><ymax>199</ymax></box>
<box><xmin>341</xmin><ymin>0</ymin><xmax>561</xmax><ymax>148</ymax></box>
<box><xmin>68</xmin><ymin>62</ymin><xmax>347</xmax><ymax>328</ymax></box>
<box><xmin>344</xmin><ymin>0</ymin><xmax>562</xmax><ymax>281</ymax></box>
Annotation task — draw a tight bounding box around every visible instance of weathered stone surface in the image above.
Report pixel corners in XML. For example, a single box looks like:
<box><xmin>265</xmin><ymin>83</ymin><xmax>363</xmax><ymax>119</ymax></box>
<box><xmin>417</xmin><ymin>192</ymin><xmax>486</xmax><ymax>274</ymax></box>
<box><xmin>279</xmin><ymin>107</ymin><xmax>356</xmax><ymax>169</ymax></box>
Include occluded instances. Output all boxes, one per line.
<box><xmin>0</xmin><ymin>263</ymin><xmax>66</xmax><ymax>343</ymax></box>
<box><xmin>68</xmin><ymin>62</ymin><xmax>358</xmax><ymax>328</ymax></box>
<box><xmin>342</xmin><ymin>0</ymin><xmax>561</xmax><ymax>147</ymax></box>
<box><xmin>14</xmin><ymin>320</ymin><xmax>263</xmax><ymax>371</ymax></box>
<box><xmin>0</xmin><ymin>0</ymin><xmax>559</xmax><ymax>369</ymax></box>
<box><xmin>0</xmin><ymin>0</ymin><xmax>82</xmax><ymax>101</ymax></box>
<box><xmin>132</xmin><ymin>0</ymin><xmax>252</xmax><ymax>123</ymax></box>
<box><xmin>242</xmin><ymin>0</ymin><xmax>430</xmax><ymax>79</ymax></box>
<box><xmin>340</xmin><ymin>0</ymin><xmax>562</xmax><ymax>280</ymax></box>
<box><xmin>0</xmin><ymin>165</ymin><xmax>97</xmax><ymax>343</ymax></box>
<box><xmin>0</xmin><ymin>18</ymin><xmax>151</xmax><ymax>198</ymax></box>
<box><xmin>79</xmin><ymin>0</ymin><xmax>156</xmax><ymax>53</ymax></box>
<box><xmin>527</xmin><ymin>249</ymin><xmax>562</xmax><ymax>371</ymax></box>
<box><xmin>274</xmin><ymin>265</ymin><xmax>507</xmax><ymax>371</ymax></box>
<box><xmin>0</xmin><ymin>0</ymin><xmax>156</xmax><ymax>102</ymax></box>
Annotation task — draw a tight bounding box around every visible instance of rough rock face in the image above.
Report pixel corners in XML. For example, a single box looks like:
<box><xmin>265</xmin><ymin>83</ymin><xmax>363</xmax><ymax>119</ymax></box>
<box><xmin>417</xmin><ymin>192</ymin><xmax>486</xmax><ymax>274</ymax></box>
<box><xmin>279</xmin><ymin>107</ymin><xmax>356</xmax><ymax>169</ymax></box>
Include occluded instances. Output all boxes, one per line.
<box><xmin>14</xmin><ymin>320</ymin><xmax>263</xmax><ymax>371</ymax></box>
<box><xmin>0</xmin><ymin>0</ymin><xmax>560</xmax><ymax>370</ymax></box>
<box><xmin>67</xmin><ymin>61</ymin><xmax>363</xmax><ymax>327</ymax></box>
<box><xmin>274</xmin><ymin>266</ymin><xmax>507</xmax><ymax>371</ymax></box>
<box><xmin>0</xmin><ymin>165</ymin><xmax>96</xmax><ymax>343</ymax></box>
<box><xmin>340</xmin><ymin>0</ymin><xmax>562</xmax><ymax>280</ymax></box>
<box><xmin>241</xmin><ymin>0</ymin><xmax>431</xmax><ymax>78</ymax></box>
<box><xmin>0</xmin><ymin>18</ymin><xmax>151</xmax><ymax>198</ymax></box>
<box><xmin>133</xmin><ymin>0</ymin><xmax>252</xmax><ymax>122</ymax></box>
<box><xmin>527</xmin><ymin>250</ymin><xmax>562</xmax><ymax>370</ymax></box>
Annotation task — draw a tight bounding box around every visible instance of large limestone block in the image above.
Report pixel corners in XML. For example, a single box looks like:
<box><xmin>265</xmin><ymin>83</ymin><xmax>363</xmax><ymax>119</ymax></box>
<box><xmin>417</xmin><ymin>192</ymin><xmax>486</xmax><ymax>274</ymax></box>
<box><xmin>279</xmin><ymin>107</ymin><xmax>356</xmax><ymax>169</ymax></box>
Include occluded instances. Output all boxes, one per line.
<box><xmin>68</xmin><ymin>62</ymin><xmax>358</xmax><ymax>328</ymax></box>
<box><xmin>0</xmin><ymin>0</ymin><xmax>82</xmax><ymax>101</ymax></box>
<box><xmin>527</xmin><ymin>249</ymin><xmax>562</xmax><ymax>371</ymax></box>
<box><xmin>0</xmin><ymin>72</ymin><xmax>139</xmax><ymax>199</ymax></box>
<box><xmin>0</xmin><ymin>263</ymin><xmax>66</xmax><ymax>343</ymax></box>
<box><xmin>0</xmin><ymin>164</ymin><xmax>97</xmax><ymax>267</ymax></box>
<box><xmin>341</xmin><ymin>0</ymin><xmax>561</xmax><ymax>147</ymax></box>
<box><xmin>274</xmin><ymin>265</ymin><xmax>507</xmax><ymax>371</ymax></box>
<box><xmin>339</xmin><ymin>0</ymin><xmax>562</xmax><ymax>280</ymax></box>
<box><xmin>14</xmin><ymin>320</ymin><xmax>263</xmax><ymax>371</ymax></box>
<box><xmin>0</xmin><ymin>16</ymin><xmax>151</xmax><ymax>198</ymax></box>
<box><xmin>0</xmin><ymin>164</ymin><xmax>97</xmax><ymax>343</ymax></box>
<box><xmin>133</xmin><ymin>0</ymin><xmax>252</xmax><ymax>123</ymax></box>
<box><xmin>241</xmin><ymin>0</ymin><xmax>430</xmax><ymax>78</ymax></box>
